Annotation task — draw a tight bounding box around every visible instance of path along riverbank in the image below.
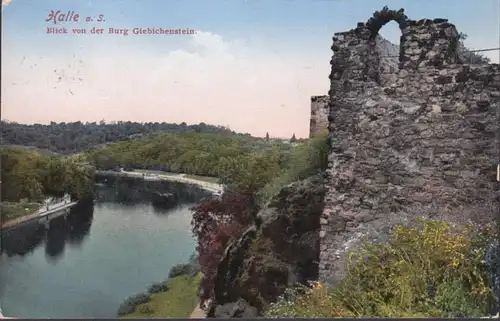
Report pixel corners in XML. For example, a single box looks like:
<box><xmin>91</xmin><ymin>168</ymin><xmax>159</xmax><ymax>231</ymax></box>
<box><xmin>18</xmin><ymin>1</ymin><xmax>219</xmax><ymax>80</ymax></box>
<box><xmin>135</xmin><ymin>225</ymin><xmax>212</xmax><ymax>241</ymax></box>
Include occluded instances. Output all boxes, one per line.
<box><xmin>189</xmin><ymin>303</ymin><xmax>206</xmax><ymax>318</ymax></box>
<box><xmin>97</xmin><ymin>170</ymin><xmax>224</xmax><ymax>195</ymax></box>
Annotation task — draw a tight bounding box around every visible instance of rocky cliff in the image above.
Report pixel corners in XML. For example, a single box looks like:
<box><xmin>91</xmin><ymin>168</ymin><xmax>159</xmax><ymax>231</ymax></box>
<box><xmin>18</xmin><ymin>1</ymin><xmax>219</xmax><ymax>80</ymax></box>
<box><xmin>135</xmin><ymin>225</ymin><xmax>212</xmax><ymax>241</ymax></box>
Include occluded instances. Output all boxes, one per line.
<box><xmin>207</xmin><ymin>175</ymin><xmax>326</xmax><ymax>317</ymax></box>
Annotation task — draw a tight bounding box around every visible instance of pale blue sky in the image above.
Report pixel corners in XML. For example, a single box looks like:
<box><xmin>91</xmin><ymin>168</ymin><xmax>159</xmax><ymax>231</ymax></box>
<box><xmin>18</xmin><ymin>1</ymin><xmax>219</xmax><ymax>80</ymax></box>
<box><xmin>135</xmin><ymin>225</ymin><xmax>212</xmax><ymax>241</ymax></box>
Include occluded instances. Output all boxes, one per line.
<box><xmin>2</xmin><ymin>0</ymin><xmax>499</xmax><ymax>137</ymax></box>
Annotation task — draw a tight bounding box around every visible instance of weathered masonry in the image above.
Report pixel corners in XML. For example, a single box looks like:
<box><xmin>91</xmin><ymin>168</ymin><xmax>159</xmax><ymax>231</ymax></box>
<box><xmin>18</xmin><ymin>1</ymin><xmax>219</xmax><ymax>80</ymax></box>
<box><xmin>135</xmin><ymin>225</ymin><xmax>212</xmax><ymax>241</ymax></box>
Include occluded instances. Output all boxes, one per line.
<box><xmin>309</xmin><ymin>95</ymin><xmax>329</xmax><ymax>137</ymax></box>
<box><xmin>309</xmin><ymin>35</ymin><xmax>400</xmax><ymax>138</ymax></box>
<box><xmin>319</xmin><ymin>7</ymin><xmax>500</xmax><ymax>284</ymax></box>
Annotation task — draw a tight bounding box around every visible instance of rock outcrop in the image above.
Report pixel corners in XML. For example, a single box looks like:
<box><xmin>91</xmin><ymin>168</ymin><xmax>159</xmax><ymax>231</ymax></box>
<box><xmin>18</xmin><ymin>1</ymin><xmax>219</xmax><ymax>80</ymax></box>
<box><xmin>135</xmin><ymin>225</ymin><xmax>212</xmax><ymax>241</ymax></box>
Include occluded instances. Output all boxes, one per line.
<box><xmin>210</xmin><ymin>299</ymin><xmax>259</xmax><ymax>318</ymax></box>
<box><xmin>207</xmin><ymin>175</ymin><xmax>327</xmax><ymax>317</ymax></box>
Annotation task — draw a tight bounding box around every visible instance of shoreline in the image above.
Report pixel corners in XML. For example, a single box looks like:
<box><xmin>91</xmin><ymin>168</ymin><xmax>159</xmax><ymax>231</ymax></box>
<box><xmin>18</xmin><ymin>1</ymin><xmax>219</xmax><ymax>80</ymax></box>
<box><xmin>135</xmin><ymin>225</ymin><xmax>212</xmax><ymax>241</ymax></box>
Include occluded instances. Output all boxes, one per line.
<box><xmin>2</xmin><ymin>171</ymin><xmax>216</xmax><ymax>319</ymax></box>
<box><xmin>119</xmin><ymin>272</ymin><xmax>203</xmax><ymax>318</ymax></box>
<box><xmin>2</xmin><ymin>170</ymin><xmax>221</xmax><ymax>232</ymax></box>
<box><xmin>1</xmin><ymin>201</ymin><xmax>77</xmax><ymax>231</ymax></box>
<box><xmin>97</xmin><ymin>170</ymin><xmax>224</xmax><ymax>194</ymax></box>
<box><xmin>103</xmin><ymin>170</ymin><xmax>213</xmax><ymax>318</ymax></box>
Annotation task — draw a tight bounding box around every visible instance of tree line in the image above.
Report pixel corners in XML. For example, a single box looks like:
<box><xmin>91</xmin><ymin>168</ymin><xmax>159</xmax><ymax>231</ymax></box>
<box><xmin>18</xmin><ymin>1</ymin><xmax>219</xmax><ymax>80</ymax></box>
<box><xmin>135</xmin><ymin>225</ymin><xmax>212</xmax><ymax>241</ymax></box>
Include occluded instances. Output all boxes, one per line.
<box><xmin>0</xmin><ymin>127</ymin><xmax>294</xmax><ymax>211</ymax></box>
<box><xmin>1</xmin><ymin>120</ymin><xmax>243</xmax><ymax>154</ymax></box>
<box><xmin>84</xmin><ymin>132</ymin><xmax>294</xmax><ymax>178</ymax></box>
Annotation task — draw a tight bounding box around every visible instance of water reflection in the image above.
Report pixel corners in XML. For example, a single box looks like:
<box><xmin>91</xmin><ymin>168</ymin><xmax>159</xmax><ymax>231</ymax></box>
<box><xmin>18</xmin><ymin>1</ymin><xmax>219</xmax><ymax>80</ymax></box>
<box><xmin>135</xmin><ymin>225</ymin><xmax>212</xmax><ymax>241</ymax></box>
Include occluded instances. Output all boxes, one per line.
<box><xmin>94</xmin><ymin>173</ymin><xmax>212</xmax><ymax>207</ymax></box>
<box><xmin>0</xmin><ymin>223</ymin><xmax>45</xmax><ymax>257</ymax></box>
<box><xmin>0</xmin><ymin>180</ymin><xmax>202</xmax><ymax>318</ymax></box>
<box><xmin>0</xmin><ymin>178</ymin><xmax>209</xmax><ymax>260</ymax></box>
<box><xmin>1</xmin><ymin>202</ymin><xmax>94</xmax><ymax>260</ymax></box>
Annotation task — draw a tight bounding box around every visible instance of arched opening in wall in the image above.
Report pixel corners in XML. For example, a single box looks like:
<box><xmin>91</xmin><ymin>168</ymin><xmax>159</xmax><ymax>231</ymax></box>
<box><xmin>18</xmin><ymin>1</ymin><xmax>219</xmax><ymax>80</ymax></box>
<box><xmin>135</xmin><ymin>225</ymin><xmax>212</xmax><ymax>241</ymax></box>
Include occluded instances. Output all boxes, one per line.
<box><xmin>375</xmin><ymin>21</ymin><xmax>401</xmax><ymax>76</ymax></box>
<box><xmin>365</xmin><ymin>7</ymin><xmax>409</xmax><ymax>84</ymax></box>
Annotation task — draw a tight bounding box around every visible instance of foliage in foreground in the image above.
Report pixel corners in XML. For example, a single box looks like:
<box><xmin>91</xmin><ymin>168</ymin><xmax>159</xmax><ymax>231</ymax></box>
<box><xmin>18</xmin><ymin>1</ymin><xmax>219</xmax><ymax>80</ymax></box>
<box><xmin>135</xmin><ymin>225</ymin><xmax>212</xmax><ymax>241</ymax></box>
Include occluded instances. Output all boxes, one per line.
<box><xmin>265</xmin><ymin>219</ymin><xmax>497</xmax><ymax>318</ymax></box>
<box><xmin>191</xmin><ymin>192</ymin><xmax>256</xmax><ymax>302</ymax></box>
<box><xmin>169</xmin><ymin>254</ymin><xmax>201</xmax><ymax>278</ymax></box>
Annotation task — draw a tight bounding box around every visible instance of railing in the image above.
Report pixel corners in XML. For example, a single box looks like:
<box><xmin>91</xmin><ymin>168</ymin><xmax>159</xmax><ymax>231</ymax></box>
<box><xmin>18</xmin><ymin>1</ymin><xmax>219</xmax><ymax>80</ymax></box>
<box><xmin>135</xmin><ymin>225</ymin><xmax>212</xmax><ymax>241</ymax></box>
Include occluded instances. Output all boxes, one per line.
<box><xmin>378</xmin><ymin>47</ymin><xmax>500</xmax><ymax>59</ymax></box>
<box><xmin>371</xmin><ymin>47</ymin><xmax>500</xmax><ymax>74</ymax></box>
<box><xmin>36</xmin><ymin>195</ymin><xmax>73</xmax><ymax>214</ymax></box>
<box><xmin>119</xmin><ymin>171</ymin><xmax>223</xmax><ymax>194</ymax></box>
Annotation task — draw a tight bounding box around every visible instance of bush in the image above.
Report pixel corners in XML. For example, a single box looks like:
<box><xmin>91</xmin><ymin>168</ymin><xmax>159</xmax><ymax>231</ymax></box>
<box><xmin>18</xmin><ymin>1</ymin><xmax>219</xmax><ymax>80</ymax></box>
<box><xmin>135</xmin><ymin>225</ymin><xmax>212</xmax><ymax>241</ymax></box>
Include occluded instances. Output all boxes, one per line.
<box><xmin>265</xmin><ymin>219</ymin><xmax>497</xmax><ymax>318</ymax></box>
<box><xmin>117</xmin><ymin>292</ymin><xmax>152</xmax><ymax>316</ymax></box>
<box><xmin>259</xmin><ymin>132</ymin><xmax>328</xmax><ymax>203</ymax></box>
<box><xmin>187</xmin><ymin>253</ymin><xmax>201</xmax><ymax>277</ymax></box>
<box><xmin>137</xmin><ymin>304</ymin><xmax>155</xmax><ymax>314</ymax></box>
<box><xmin>148</xmin><ymin>280</ymin><xmax>170</xmax><ymax>294</ymax></box>
<box><xmin>168</xmin><ymin>263</ymin><xmax>193</xmax><ymax>278</ymax></box>
<box><xmin>191</xmin><ymin>192</ymin><xmax>255</xmax><ymax>300</ymax></box>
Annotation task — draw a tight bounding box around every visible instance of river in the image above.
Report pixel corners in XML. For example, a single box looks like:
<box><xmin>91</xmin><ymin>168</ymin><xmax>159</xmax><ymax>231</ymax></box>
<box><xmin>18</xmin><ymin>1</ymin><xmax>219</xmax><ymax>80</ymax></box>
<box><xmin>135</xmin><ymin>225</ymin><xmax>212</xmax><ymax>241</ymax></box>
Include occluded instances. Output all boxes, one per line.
<box><xmin>0</xmin><ymin>179</ymin><xmax>208</xmax><ymax>318</ymax></box>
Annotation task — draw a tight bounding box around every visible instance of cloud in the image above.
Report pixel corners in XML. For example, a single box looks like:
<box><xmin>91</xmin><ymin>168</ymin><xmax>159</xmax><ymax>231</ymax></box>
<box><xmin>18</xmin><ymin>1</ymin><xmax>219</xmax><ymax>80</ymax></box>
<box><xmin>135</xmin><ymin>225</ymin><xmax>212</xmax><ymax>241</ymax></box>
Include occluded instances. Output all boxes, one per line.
<box><xmin>2</xmin><ymin>0</ymin><xmax>12</xmax><ymax>7</ymax></box>
<box><xmin>4</xmin><ymin>29</ymin><xmax>495</xmax><ymax>139</ymax></box>
<box><xmin>1</xmin><ymin>31</ymin><xmax>331</xmax><ymax>138</ymax></box>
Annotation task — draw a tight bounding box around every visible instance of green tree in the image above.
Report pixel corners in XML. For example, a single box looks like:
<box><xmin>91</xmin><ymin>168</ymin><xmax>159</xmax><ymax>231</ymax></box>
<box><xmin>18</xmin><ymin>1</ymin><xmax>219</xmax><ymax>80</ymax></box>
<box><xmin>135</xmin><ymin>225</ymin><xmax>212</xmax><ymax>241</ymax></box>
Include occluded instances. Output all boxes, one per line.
<box><xmin>0</xmin><ymin>146</ymin><xmax>96</xmax><ymax>203</ymax></box>
<box><xmin>64</xmin><ymin>156</ymin><xmax>96</xmax><ymax>200</ymax></box>
<box><xmin>40</xmin><ymin>156</ymin><xmax>68</xmax><ymax>196</ymax></box>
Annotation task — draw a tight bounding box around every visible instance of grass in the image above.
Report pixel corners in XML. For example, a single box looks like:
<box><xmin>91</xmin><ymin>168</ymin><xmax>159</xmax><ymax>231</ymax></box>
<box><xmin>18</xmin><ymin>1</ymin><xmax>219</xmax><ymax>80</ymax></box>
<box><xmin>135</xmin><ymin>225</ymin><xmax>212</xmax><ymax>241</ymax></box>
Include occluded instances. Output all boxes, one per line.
<box><xmin>184</xmin><ymin>174</ymin><xmax>219</xmax><ymax>184</ymax></box>
<box><xmin>122</xmin><ymin>273</ymin><xmax>202</xmax><ymax>318</ymax></box>
<box><xmin>0</xmin><ymin>201</ymin><xmax>42</xmax><ymax>222</ymax></box>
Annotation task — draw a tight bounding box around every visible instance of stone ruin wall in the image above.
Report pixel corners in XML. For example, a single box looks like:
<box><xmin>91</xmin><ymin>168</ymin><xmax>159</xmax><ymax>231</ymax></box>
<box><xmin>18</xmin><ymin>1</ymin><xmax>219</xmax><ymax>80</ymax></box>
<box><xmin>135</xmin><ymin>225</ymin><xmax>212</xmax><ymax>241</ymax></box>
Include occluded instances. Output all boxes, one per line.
<box><xmin>319</xmin><ymin>7</ymin><xmax>500</xmax><ymax>284</ymax></box>
<box><xmin>309</xmin><ymin>95</ymin><xmax>330</xmax><ymax>137</ymax></box>
<box><xmin>310</xmin><ymin>35</ymin><xmax>399</xmax><ymax>137</ymax></box>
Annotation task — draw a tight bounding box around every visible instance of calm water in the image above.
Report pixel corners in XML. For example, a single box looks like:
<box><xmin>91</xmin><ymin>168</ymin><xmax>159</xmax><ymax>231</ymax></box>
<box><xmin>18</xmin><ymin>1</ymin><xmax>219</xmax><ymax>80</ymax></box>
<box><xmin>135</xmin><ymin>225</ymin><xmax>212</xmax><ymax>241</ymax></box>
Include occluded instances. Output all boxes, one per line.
<box><xmin>0</xmin><ymin>184</ymin><xmax>200</xmax><ymax>318</ymax></box>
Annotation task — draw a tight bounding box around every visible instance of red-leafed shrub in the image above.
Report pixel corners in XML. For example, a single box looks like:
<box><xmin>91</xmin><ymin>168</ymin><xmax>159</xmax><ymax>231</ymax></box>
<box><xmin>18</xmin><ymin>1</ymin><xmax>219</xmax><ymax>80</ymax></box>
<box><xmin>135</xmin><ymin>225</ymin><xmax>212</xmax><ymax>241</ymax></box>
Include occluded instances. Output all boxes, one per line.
<box><xmin>191</xmin><ymin>191</ymin><xmax>255</xmax><ymax>302</ymax></box>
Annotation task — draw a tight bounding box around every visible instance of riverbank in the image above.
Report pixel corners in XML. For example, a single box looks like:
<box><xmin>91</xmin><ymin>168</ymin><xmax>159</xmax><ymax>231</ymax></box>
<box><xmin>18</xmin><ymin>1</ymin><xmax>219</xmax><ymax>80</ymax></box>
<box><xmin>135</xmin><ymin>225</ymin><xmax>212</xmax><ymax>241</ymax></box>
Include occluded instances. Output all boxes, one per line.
<box><xmin>1</xmin><ymin>198</ymin><xmax>77</xmax><ymax>231</ymax></box>
<box><xmin>121</xmin><ymin>273</ymin><xmax>202</xmax><ymax>318</ymax></box>
<box><xmin>2</xmin><ymin>192</ymin><xmax>198</xmax><ymax>318</ymax></box>
<box><xmin>97</xmin><ymin>170</ymin><xmax>223</xmax><ymax>194</ymax></box>
<box><xmin>1</xmin><ymin>201</ymin><xmax>41</xmax><ymax>222</ymax></box>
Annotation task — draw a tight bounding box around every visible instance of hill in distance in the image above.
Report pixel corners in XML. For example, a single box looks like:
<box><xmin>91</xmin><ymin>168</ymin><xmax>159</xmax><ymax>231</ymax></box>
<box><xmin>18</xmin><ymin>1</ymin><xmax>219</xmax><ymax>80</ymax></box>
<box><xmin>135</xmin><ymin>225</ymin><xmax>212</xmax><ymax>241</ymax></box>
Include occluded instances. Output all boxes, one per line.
<box><xmin>1</xmin><ymin>120</ymin><xmax>253</xmax><ymax>154</ymax></box>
